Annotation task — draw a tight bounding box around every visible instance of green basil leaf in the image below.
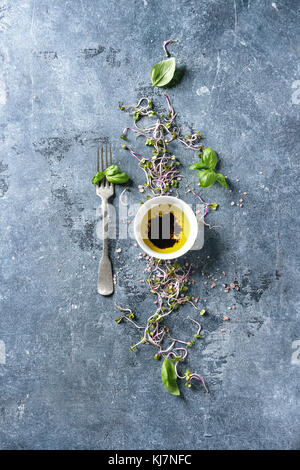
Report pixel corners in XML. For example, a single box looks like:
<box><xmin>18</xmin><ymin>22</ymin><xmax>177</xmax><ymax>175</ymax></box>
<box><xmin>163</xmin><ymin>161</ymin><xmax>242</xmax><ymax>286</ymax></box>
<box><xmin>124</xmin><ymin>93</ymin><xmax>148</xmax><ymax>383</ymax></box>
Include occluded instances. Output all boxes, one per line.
<box><xmin>106</xmin><ymin>172</ymin><xmax>130</xmax><ymax>184</ymax></box>
<box><xmin>91</xmin><ymin>171</ymin><xmax>105</xmax><ymax>185</ymax></box>
<box><xmin>150</xmin><ymin>58</ymin><xmax>176</xmax><ymax>87</ymax></box>
<box><xmin>201</xmin><ymin>148</ymin><xmax>218</xmax><ymax>169</ymax></box>
<box><xmin>161</xmin><ymin>358</ymin><xmax>180</xmax><ymax>395</ymax></box>
<box><xmin>198</xmin><ymin>169</ymin><xmax>217</xmax><ymax>188</ymax></box>
<box><xmin>216</xmin><ymin>172</ymin><xmax>228</xmax><ymax>188</ymax></box>
<box><xmin>105</xmin><ymin>165</ymin><xmax>121</xmax><ymax>176</ymax></box>
<box><xmin>189</xmin><ymin>162</ymin><xmax>208</xmax><ymax>170</ymax></box>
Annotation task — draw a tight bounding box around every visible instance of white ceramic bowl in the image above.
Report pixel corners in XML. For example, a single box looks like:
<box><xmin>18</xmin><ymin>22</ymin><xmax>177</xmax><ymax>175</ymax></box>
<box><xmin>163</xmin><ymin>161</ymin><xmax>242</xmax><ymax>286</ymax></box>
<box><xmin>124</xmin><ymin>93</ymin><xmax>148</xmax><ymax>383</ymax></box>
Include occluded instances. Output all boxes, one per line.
<box><xmin>133</xmin><ymin>195</ymin><xmax>198</xmax><ymax>260</ymax></box>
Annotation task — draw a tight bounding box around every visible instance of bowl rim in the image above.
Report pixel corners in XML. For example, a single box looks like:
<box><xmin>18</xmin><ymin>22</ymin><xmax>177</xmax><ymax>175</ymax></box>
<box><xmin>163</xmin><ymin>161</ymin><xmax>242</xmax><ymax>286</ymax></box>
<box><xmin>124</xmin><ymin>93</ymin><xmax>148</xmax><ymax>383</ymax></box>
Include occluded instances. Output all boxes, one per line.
<box><xmin>133</xmin><ymin>195</ymin><xmax>198</xmax><ymax>260</ymax></box>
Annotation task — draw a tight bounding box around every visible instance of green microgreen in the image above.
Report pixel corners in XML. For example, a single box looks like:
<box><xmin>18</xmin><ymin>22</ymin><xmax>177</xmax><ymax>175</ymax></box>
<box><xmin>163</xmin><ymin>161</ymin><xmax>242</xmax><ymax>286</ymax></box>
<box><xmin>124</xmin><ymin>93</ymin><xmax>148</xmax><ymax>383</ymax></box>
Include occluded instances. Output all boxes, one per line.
<box><xmin>115</xmin><ymin>261</ymin><xmax>208</xmax><ymax>395</ymax></box>
<box><xmin>119</xmin><ymin>95</ymin><xmax>204</xmax><ymax>196</ymax></box>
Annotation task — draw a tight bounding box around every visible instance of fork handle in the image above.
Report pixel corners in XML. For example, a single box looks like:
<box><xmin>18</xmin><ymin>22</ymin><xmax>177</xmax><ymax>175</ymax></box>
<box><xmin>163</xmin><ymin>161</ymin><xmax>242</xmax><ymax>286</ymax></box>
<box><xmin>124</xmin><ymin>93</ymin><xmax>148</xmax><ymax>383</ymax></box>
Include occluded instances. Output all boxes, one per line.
<box><xmin>101</xmin><ymin>198</ymin><xmax>109</xmax><ymax>254</ymax></box>
<box><xmin>98</xmin><ymin>255</ymin><xmax>113</xmax><ymax>295</ymax></box>
<box><xmin>97</xmin><ymin>197</ymin><xmax>114</xmax><ymax>296</ymax></box>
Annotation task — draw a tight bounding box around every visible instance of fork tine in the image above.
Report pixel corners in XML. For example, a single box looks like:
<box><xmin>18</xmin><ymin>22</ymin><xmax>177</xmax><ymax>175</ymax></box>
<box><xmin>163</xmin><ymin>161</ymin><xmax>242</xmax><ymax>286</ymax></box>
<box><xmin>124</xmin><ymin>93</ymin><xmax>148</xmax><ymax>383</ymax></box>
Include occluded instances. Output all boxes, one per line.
<box><xmin>101</xmin><ymin>145</ymin><xmax>104</xmax><ymax>172</ymax></box>
<box><xmin>110</xmin><ymin>145</ymin><xmax>112</xmax><ymax>165</ymax></box>
<box><xmin>97</xmin><ymin>146</ymin><xmax>99</xmax><ymax>171</ymax></box>
<box><xmin>105</xmin><ymin>144</ymin><xmax>108</xmax><ymax>168</ymax></box>
<box><xmin>105</xmin><ymin>144</ymin><xmax>109</xmax><ymax>186</ymax></box>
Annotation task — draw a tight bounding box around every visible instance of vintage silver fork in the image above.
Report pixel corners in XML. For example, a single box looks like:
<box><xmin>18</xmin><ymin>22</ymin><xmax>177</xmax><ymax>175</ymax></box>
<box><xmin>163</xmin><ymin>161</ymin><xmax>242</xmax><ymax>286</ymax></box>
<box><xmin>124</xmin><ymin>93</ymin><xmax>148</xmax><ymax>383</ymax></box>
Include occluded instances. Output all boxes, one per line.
<box><xmin>96</xmin><ymin>144</ymin><xmax>114</xmax><ymax>295</ymax></box>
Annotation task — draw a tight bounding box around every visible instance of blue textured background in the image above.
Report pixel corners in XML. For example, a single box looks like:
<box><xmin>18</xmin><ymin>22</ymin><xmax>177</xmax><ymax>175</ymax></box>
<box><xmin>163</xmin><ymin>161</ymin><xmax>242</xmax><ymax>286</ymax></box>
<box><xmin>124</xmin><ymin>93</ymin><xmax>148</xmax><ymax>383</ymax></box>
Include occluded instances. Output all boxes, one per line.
<box><xmin>0</xmin><ymin>0</ymin><xmax>299</xmax><ymax>450</ymax></box>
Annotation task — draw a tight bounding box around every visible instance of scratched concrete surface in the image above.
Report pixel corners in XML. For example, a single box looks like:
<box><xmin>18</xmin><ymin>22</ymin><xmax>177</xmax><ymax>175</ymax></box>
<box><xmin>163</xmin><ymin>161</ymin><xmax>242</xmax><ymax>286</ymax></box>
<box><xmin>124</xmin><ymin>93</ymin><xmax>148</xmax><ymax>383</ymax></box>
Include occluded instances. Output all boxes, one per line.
<box><xmin>0</xmin><ymin>0</ymin><xmax>299</xmax><ymax>450</ymax></box>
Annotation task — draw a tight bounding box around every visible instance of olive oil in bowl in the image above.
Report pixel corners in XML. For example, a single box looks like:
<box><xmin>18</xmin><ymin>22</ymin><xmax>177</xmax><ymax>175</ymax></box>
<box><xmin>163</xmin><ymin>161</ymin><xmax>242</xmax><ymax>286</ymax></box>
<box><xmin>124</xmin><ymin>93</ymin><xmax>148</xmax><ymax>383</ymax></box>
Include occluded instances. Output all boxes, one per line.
<box><xmin>134</xmin><ymin>195</ymin><xmax>199</xmax><ymax>260</ymax></box>
<box><xmin>141</xmin><ymin>203</ymin><xmax>190</xmax><ymax>254</ymax></box>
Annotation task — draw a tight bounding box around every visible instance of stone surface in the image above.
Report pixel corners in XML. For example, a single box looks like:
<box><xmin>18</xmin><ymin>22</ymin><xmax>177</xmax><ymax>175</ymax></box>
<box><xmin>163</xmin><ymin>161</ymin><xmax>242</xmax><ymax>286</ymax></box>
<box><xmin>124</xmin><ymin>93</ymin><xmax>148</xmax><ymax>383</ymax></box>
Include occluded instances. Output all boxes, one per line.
<box><xmin>0</xmin><ymin>0</ymin><xmax>299</xmax><ymax>450</ymax></box>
